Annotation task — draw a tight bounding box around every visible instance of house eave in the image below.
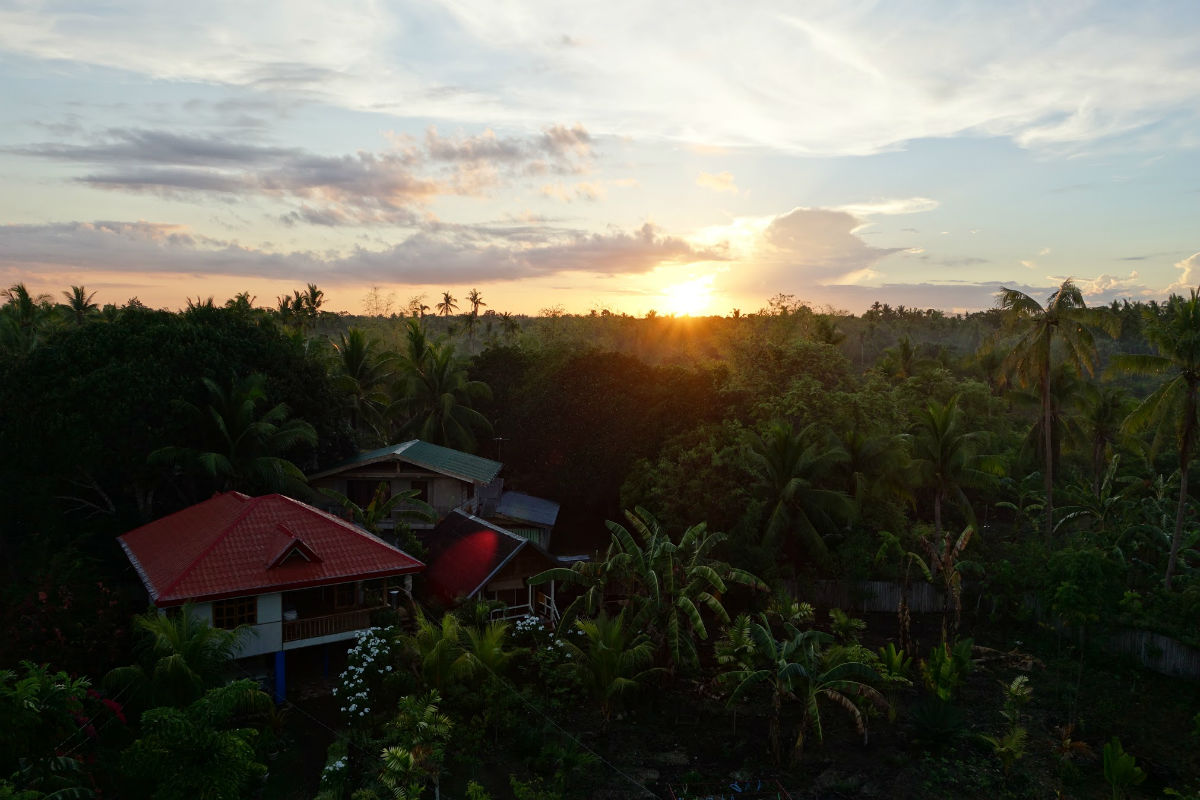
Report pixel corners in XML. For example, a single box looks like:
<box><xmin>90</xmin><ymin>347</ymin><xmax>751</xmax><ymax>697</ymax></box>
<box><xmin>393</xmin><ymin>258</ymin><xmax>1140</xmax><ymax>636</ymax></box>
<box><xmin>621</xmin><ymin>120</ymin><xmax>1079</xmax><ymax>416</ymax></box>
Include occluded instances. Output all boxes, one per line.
<box><xmin>153</xmin><ymin>563</ymin><xmax>425</xmax><ymax>608</ymax></box>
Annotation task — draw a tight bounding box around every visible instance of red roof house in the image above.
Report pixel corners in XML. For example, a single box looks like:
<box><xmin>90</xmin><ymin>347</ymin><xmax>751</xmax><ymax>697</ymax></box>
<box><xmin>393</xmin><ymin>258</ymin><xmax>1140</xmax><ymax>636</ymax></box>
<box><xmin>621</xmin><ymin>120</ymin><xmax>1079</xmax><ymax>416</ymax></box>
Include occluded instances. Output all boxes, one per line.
<box><xmin>119</xmin><ymin>492</ymin><xmax>424</xmax><ymax>660</ymax></box>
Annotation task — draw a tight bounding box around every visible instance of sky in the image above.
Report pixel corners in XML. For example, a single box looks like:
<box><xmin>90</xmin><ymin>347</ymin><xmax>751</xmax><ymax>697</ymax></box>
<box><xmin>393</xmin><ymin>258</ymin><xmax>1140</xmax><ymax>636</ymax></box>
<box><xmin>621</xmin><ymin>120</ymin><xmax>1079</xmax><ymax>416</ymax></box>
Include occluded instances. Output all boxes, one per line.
<box><xmin>2</xmin><ymin>1</ymin><xmax>1200</xmax><ymax>316</ymax></box>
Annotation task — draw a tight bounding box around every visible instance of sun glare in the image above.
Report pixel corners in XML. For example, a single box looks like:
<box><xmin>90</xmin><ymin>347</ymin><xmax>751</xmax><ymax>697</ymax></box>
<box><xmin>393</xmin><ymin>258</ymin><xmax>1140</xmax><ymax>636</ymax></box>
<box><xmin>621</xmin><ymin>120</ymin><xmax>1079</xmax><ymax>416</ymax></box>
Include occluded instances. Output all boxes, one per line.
<box><xmin>661</xmin><ymin>275</ymin><xmax>716</xmax><ymax>316</ymax></box>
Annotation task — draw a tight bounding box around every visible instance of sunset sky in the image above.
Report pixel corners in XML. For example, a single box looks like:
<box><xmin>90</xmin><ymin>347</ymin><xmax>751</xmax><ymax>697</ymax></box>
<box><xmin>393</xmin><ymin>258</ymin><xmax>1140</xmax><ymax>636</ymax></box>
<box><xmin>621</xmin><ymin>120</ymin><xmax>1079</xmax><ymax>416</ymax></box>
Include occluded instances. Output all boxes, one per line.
<box><xmin>2</xmin><ymin>1</ymin><xmax>1200</xmax><ymax>316</ymax></box>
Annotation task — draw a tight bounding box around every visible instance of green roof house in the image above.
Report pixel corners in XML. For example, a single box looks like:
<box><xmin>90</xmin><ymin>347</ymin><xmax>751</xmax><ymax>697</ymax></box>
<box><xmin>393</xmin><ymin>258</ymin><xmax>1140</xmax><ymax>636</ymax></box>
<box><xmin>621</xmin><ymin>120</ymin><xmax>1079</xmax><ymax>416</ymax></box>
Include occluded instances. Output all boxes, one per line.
<box><xmin>308</xmin><ymin>440</ymin><xmax>503</xmax><ymax>530</ymax></box>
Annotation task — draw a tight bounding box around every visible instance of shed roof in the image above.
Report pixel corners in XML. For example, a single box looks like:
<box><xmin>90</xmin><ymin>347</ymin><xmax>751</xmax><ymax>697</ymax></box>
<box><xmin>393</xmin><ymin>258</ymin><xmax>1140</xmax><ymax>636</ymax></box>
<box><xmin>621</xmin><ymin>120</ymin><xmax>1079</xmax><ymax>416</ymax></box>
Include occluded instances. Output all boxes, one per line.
<box><xmin>309</xmin><ymin>440</ymin><xmax>502</xmax><ymax>484</ymax></box>
<box><xmin>493</xmin><ymin>491</ymin><xmax>560</xmax><ymax>528</ymax></box>
<box><xmin>418</xmin><ymin>511</ymin><xmax>545</xmax><ymax>603</ymax></box>
<box><xmin>118</xmin><ymin>492</ymin><xmax>424</xmax><ymax>606</ymax></box>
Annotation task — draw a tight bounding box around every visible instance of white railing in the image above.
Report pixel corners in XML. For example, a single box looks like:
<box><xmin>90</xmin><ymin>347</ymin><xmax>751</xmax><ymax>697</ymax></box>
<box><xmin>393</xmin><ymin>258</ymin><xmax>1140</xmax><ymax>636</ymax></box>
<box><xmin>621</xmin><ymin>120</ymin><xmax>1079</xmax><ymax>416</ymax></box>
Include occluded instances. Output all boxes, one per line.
<box><xmin>281</xmin><ymin>606</ymin><xmax>385</xmax><ymax>642</ymax></box>
<box><xmin>490</xmin><ymin>597</ymin><xmax>559</xmax><ymax>626</ymax></box>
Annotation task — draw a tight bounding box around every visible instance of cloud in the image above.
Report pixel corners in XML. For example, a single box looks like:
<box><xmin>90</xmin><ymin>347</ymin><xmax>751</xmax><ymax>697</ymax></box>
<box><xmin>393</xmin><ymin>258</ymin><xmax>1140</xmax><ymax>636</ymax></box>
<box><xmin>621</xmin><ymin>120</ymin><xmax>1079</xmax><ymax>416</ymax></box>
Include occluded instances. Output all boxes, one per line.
<box><xmin>707</xmin><ymin>206</ymin><xmax>902</xmax><ymax>295</ymax></box>
<box><xmin>834</xmin><ymin>197</ymin><xmax>939</xmax><ymax>216</ymax></box>
<box><xmin>5</xmin><ymin>4</ymin><xmax>1199</xmax><ymax>154</ymax></box>
<box><xmin>1166</xmin><ymin>252</ymin><xmax>1200</xmax><ymax>294</ymax></box>
<box><xmin>762</xmin><ymin>207</ymin><xmax>901</xmax><ymax>278</ymax></box>
<box><xmin>696</xmin><ymin>171</ymin><xmax>738</xmax><ymax>194</ymax></box>
<box><xmin>540</xmin><ymin>182</ymin><xmax>605</xmax><ymax>202</ymax></box>
<box><xmin>0</xmin><ymin>218</ymin><xmax>720</xmax><ymax>285</ymax></box>
<box><xmin>1069</xmin><ymin>271</ymin><xmax>1142</xmax><ymax>296</ymax></box>
<box><xmin>9</xmin><ymin>125</ymin><xmax>594</xmax><ymax>226</ymax></box>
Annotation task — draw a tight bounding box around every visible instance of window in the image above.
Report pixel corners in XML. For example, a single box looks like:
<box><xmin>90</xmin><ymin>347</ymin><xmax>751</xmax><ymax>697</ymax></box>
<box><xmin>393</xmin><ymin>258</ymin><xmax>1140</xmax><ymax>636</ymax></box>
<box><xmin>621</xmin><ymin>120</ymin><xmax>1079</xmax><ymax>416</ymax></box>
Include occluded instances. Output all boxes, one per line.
<box><xmin>333</xmin><ymin>583</ymin><xmax>357</xmax><ymax>609</ymax></box>
<box><xmin>212</xmin><ymin>597</ymin><xmax>257</xmax><ymax>629</ymax></box>
<box><xmin>347</xmin><ymin>480</ymin><xmax>383</xmax><ymax>509</ymax></box>
<box><xmin>410</xmin><ymin>479</ymin><xmax>429</xmax><ymax>504</ymax></box>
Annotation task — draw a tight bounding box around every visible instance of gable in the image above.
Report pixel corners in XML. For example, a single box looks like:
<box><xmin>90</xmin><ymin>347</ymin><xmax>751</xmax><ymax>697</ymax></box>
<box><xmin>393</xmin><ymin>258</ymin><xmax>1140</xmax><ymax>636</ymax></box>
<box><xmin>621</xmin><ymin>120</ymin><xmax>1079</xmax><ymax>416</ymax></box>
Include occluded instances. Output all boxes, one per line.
<box><xmin>118</xmin><ymin>492</ymin><xmax>424</xmax><ymax>606</ymax></box>
<box><xmin>308</xmin><ymin>440</ymin><xmax>502</xmax><ymax>485</ymax></box>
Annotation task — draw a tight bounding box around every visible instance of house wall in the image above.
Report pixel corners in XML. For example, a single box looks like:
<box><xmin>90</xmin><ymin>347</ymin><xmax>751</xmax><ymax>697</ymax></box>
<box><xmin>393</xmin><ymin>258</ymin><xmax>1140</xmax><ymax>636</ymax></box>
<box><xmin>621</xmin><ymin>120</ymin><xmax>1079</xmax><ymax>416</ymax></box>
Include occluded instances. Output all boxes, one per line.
<box><xmin>184</xmin><ymin>593</ymin><xmax>283</xmax><ymax>659</ymax></box>
<box><xmin>311</xmin><ymin>467</ymin><xmax>475</xmax><ymax>525</ymax></box>
<box><xmin>484</xmin><ymin>548</ymin><xmax>554</xmax><ymax>600</ymax></box>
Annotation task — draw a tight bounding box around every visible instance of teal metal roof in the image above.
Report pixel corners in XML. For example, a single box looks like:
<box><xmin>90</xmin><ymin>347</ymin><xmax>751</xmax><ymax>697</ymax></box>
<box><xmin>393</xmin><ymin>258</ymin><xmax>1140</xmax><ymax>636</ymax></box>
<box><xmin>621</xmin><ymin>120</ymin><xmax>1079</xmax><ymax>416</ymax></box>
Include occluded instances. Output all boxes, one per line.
<box><xmin>398</xmin><ymin>440</ymin><xmax>502</xmax><ymax>484</ymax></box>
<box><xmin>309</xmin><ymin>440</ymin><xmax>502</xmax><ymax>484</ymax></box>
<box><xmin>495</xmin><ymin>491</ymin><xmax>559</xmax><ymax>528</ymax></box>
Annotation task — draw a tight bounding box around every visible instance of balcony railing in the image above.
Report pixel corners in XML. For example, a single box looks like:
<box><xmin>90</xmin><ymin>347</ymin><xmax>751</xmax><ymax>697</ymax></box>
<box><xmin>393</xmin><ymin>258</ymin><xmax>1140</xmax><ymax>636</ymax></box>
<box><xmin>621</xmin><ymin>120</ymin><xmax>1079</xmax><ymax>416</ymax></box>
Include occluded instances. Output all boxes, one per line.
<box><xmin>281</xmin><ymin>606</ymin><xmax>385</xmax><ymax>643</ymax></box>
<box><xmin>490</xmin><ymin>596</ymin><xmax>559</xmax><ymax>626</ymax></box>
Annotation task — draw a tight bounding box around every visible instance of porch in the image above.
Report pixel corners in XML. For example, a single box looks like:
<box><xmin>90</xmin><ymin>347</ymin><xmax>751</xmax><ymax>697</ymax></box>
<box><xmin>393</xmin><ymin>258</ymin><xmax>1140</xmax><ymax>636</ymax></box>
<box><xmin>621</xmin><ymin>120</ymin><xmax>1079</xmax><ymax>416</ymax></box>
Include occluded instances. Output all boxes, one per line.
<box><xmin>486</xmin><ymin>584</ymin><xmax>560</xmax><ymax>625</ymax></box>
<box><xmin>281</xmin><ymin>606</ymin><xmax>388</xmax><ymax>643</ymax></box>
<box><xmin>278</xmin><ymin>581</ymin><xmax>404</xmax><ymax>648</ymax></box>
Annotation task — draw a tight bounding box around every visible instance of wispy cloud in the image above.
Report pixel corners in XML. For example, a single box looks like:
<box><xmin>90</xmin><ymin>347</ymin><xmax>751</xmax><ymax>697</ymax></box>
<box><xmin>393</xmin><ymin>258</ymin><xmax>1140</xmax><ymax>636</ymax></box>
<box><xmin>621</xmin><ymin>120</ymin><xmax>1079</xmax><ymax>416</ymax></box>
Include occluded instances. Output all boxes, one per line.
<box><xmin>696</xmin><ymin>171</ymin><xmax>738</xmax><ymax>194</ymax></box>
<box><xmin>0</xmin><ymin>218</ymin><xmax>722</xmax><ymax>284</ymax></box>
<box><xmin>4</xmin><ymin>4</ymin><xmax>1199</xmax><ymax>153</ymax></box>
<box><xmin>10</xmin><ymin>125</ymin><xmax>594</xmax><ymax>226</ymax></box>
<box><xmin>834</xmin><ymin>197</ymin><xmax>939</xmax><ymax>217</ymax></box>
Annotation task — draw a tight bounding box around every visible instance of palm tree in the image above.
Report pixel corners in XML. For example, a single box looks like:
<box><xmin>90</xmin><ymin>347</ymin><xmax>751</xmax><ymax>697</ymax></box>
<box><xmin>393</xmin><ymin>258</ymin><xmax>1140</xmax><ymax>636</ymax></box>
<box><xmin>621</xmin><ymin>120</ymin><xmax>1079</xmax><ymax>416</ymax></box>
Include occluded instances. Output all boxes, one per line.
<box><xmin>321</xmin><ymin>482</ymin><xmax>434</xmax><ymax>538</ymax></box>
<box><xmin>224</xmin><ymin>291</ymin><xmax>257</xmax><ymax>316</ymax></box>
<box><xmin>836</xmin><ymin>428</ymin><xmax>911</xmax><ymax>509</ymax></box>
<box><xmin>878</xmin><ymin>336</ymin><xmax>929</xmax><ymax>379</ymax></box>
<box><xmin>333</xmin><ymin>328</ymin><xmax>396</xmax><ymax>443</ymax></box>
<box><xmin>1113</xmin><ymin>290</ymin><xmax>1200</xmax><ymax>588</ymax></box>
<box><xmin>105</xmin><ymin>605</ymin><xmax>246</xmax><ymax>711</ymax></box>
<box><xmin>1</xmin><ymin>283</ymin><xmax>53</xmax><ymax>354</ymax></box>
<box><xmin>998</xmin><ymin>279</ymin><xmax>1116</xmax><ymax>536</ymax></box>
<box><xmin>403</xmin><ymin>613</ymin><xmax>473</xmax><ymax>692</ymax></box>
<box><xmin>150</xmin><ymin>373</ymin><xmax>317</xmax><ymax>496</ymax></box>
<box><xmin>58</xmin><ymin>285</ymin><xmax>98</xmax><ymax>325</ymax></box>
<box><xmin>435</xmin><ymin>291</ymin><xmax>457</xmax><ymax>317</ymax></box>
<box><xmin>275</xmin><ymin>293</ymin><xmax>297</xmax><ymax>325</ymax></box>
<box><xmin>301</xmin><ymin>283</ymin><xmax>324</xmax><ymax>317</ymax></box>
<box><xmin>393</xmin><ymin>338</ymin><xmax>492</xmax><ymax>451</ymax></box>
<box><xmin>1073</xmin><ymin>383</ymin><xmax>1134</xmax><ymax>496</ymax></box>
<box><xmin>466</xmin><ymin>288</ymin><xmax>486</xmax><ymax>317</ymax></box>
<box><xmin>907</xmin><ymin>396</ymin><xmax>991</xmax><ymax>538</ymax></box>
<box><xmin>812</xmin><ymin>316</ymin><xmax>845</xmax><ymax>346</ymax></box>
<box><xmin>387</xmin><ymin>691</ymin><xmax>453</xmax><ymax>800</ymax></box>
<box><xmin>498</xmin><ymin>311</ymin><xmax>521</xmax><ymax>339</ymax></box>
<box><xmin>459</xmin><ymin>620</ymin><xmax>516</xmax><ymax>677</ymax></box>
<box><xmin>561</xmin><ymin>613</ymin><xmax>659</xmax><ymax>722</ymax></box>
<box><xmin>459</xmin><ymin>311</ymin><xmax>480</xmax><ymax>350</ymax></box>
<box><xmin>744</xmin><ymin>422</ymin><xmax>853</xmax><ymax>560</ymax></box>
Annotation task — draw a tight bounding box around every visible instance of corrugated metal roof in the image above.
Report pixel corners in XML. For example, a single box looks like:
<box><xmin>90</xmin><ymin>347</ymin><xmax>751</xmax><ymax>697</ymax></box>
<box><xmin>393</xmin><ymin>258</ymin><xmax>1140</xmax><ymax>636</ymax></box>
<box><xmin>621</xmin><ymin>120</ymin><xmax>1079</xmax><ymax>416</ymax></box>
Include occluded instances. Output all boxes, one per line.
<box><xmin>417</xmin><ymin>511</ymin><xmax>528</xmax><ymax>602</ymax></box>
<box><xmin>399</xmin><ymin>440</ymin><xmax>502</xmax><ymax>484</ymax></box>
<box><xmin>494</xmin><ymin>491</ymin><xmax>559</xmax><ymax>527</ymax></box>
<box><xmin>118</xmin><ymin>492</ymin><xmax>424</xmax><ymax>606</ymax></box>
<box><xmin>308</xmin><ymin>440</ymin><xmax>502</xmax><ymax>484</ymax></box>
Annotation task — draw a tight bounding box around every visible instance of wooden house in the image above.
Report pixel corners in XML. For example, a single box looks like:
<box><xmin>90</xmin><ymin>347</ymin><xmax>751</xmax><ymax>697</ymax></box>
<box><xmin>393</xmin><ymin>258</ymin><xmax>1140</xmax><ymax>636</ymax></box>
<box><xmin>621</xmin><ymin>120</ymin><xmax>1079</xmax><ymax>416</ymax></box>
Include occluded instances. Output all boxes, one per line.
<box><xmin>307</xmin><ymin>440</ymin><xmax>503</xmax><ymax>530</ymax></box>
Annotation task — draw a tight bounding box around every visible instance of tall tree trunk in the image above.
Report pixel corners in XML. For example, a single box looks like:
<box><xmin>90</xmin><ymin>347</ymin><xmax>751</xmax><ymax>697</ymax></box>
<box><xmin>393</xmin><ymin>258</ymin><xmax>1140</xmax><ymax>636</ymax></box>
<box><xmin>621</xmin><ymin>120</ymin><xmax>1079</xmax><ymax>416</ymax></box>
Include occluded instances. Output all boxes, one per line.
<box><xmin>1167</xmin><ymin>382</ymin><xmax>1197</xmax><ymax>590</ymax></box>
<box><xmin>1042</xmin><ymin>363</ymin><xmax>1054</xmax><ymax>538</ymax></box>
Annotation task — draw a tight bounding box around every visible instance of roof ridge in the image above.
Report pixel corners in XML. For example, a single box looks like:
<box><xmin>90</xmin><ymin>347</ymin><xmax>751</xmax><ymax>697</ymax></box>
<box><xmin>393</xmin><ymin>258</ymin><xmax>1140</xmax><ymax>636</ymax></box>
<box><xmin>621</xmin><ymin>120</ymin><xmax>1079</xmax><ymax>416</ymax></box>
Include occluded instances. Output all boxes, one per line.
<box><xmin>291</xmin><ymin>494</ymin><xmax>422</xmax><ymax>561</ymax></box>
<box><xmin>157</xmin><ymin>492</ymin><xmax>258</xmax><ymax>599</ymax></box>
<box><xmin>452</xmin><ymin>509</ymin><xmax>528</xmax><ymax>545</ymax></box>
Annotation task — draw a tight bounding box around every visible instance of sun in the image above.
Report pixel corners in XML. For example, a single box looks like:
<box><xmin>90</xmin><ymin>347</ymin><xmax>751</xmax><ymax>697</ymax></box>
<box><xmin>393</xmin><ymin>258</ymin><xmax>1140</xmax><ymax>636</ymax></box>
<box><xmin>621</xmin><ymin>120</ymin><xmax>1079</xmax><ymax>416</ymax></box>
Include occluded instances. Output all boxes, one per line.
<box><xmin>661</xmin><ymin>275</ymin><xmax>716</xmax><ymax>316</ymax></box>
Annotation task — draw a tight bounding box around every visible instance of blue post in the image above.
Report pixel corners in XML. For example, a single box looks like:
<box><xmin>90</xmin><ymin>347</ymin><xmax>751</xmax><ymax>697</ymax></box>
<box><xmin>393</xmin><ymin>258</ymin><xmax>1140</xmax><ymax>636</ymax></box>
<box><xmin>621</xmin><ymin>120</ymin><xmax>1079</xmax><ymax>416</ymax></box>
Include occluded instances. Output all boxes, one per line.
<box><xmin>273</xmin><ymin>650</ymin><xmax>286</xmax><ymax>703</ymax></box>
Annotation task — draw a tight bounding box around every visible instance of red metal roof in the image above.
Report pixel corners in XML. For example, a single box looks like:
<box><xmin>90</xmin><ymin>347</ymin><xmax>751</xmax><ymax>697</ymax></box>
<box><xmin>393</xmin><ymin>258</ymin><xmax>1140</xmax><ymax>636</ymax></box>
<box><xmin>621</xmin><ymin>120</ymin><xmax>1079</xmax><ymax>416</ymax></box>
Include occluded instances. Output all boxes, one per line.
<box><xmin>419</xmin><ymin>511</ymin><xmax>527</xmax><ymax>603</ymax></box>
<box><xmin>118</xmin><ymin>492</ymin><xmax>424</xmax><ymax>606</ymax></box>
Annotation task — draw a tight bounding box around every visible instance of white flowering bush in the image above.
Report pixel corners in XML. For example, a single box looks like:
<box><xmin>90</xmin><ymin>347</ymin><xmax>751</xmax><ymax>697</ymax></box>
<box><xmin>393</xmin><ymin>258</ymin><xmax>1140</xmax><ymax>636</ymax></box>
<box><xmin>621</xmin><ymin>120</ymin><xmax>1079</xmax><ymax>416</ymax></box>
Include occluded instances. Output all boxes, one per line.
<box><xmin>510</xmin><ymin>614</ymin><xmax>583</xmax><ymax>707</ymax></box>
<box><xmin>333</xmin><ymin>625</ymin><xmax>401</xmax><ymax>726</ymax></box>
<box><xmin>316</xmin><ymin>740</ymin><xmax>350</xmax><ymax>799</ymax></box>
